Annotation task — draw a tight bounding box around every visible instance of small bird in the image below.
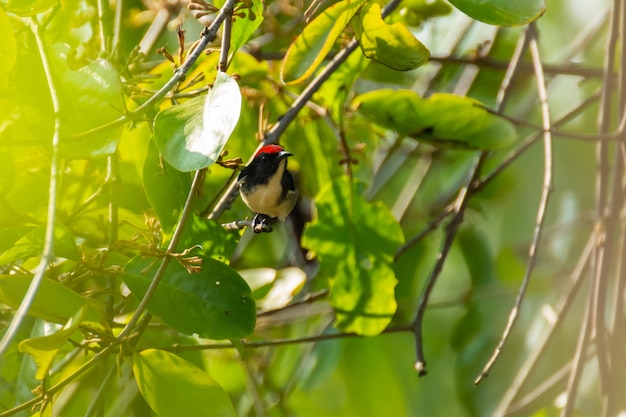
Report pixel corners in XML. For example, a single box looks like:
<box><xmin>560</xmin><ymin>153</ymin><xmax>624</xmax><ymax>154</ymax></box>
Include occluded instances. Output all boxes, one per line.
<box><xmin>237</xmin><ymin>144</ymin><xmax>298</xmax><ymax>233</ymax></box>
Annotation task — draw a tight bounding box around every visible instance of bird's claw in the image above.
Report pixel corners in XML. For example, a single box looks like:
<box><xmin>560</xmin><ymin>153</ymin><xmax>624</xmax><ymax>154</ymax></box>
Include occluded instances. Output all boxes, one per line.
<box><xmin>252</xmin><ymin>214</ymin><xmax>273</xmax><ymax>233</ymax></box>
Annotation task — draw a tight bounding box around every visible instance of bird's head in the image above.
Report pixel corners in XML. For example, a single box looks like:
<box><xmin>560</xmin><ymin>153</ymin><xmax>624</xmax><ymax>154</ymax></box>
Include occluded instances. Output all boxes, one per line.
<box><xmin>239</xmin><ymin>144</ymin><xmax>293</xmax><ymax>185</ymax></box>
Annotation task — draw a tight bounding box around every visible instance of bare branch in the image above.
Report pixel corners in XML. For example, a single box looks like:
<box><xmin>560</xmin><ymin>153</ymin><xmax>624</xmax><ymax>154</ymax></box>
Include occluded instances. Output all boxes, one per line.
<box><xmin>475</xmin><ymin>22</ymin><xmax>554</xmax><ymax>386</ymax></box>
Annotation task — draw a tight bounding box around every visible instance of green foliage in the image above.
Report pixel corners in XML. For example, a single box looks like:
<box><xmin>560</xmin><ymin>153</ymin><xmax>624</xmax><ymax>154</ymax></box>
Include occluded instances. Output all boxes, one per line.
<box><xmin>0</xmin><ymin>0</ymin><xmax>615</xmax><ymax>416</ymax></box>
<box><xmin>0</xmin><ymin>275</ymin><xmax>104</xmax><ymax>324</ymax></box>
<box><xmin>281</xmin><ymin>0</ymin><xmax>366</xmax><ymax>84</ymax></box>
<box><xmin>133</xmin><ymin>349</ymin><xmax>236</xmax><ymax>417</ymax></box>
<box><xmin>353</xmin><ymin>2</ymin><xmax>430</xmax><ymax>71</ymax></box>
<box><xmin>19</xmin><ymin>307</ymin><xmax>86</xmax><ymax>380</ymax></box>
<box><xmin>123</xmin><ymin>255</ymin><xmax>256</xmax><ymax>340</ymax></box>
<box><xmin>303</xmin><ymin>178</ymin><xmax>404</xmax><ymax>336</ymax></box>
<box><xmin>353</xmin><ymin>90</ymin><xmax>517</xmax><ymax>149</ymax></box>
<box><xmin>448</xmin><ymin>0</ymin><xmax>546</xmax><ymax>26</ymax></box>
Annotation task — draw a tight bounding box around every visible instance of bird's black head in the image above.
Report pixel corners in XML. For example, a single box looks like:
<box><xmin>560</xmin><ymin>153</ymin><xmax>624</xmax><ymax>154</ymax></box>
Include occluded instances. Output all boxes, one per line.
<box><xmin>238</xmin><ymin>144</ymin><xmax>293</xmax><ymax>186</ymax></box>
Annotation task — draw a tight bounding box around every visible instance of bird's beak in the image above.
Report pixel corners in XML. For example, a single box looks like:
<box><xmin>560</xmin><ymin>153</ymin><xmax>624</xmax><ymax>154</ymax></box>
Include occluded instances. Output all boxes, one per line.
<box><xmin>277</xmin><ymin>150</ymin><xmax>293</xmax><ymax>160</ymax></box>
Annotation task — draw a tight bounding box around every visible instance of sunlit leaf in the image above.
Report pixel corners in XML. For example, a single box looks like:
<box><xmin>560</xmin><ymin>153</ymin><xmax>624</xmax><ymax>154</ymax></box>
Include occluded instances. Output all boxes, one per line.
<box><xmin>0</xmin><ymin>223</ymin><xmax>79</xmax><ymax>264</ymax></box>
<box><xmin>0</xmin><ymin>275</ymin><xmax>104</xmax><ymax>325</ymax></box>
<box><xmin>281</xmin><ymin>0</ymin><xmax>367</xmax><ymax>84</ymax></box>
<box><xmin>229</xmin><ymin>0</ymin><xmax>264</xmax><ymax>61</ymax></box>
<box><xmin>155</xmin><ymin>71</ymin><xmax>242</xmax><ymax>172</ymax></box>
<box><xmin>353</xmin><ymin>90</ymin><xmax>516</xmax><ymax>149</ymax></box>
<box><xmin>302</xmin><ymin>178</ymin><xmax>404</xmax><ymax>336</ymax></box>
<box><xmin>353</xmin><ymin>3</ymin><xmax>429</xmax><ymax>71</ymax></box>
<box><xmin>400</xmin><ymin>0</ymin><xmax>452</xmax><ymax>27</ymax></box>
<box><xmin>143</xmin><ymin>139</ymin><xmax>191</xmax><ymax>236</ymax></box>
<box><xmin>122</xmin><ymin>254</ymin><xmax>255</xmax><ymax>340</ymax></box>
<box><xmin>0</xmin><ymin>9</ymin><xmax>17</xmax><ymax>75</ymax></box>
<box><xmin>6</xmin><ymin>0</ymin><xmax>58</xmax><ymax>16</ymax></box>
<box><xmin>19</xmin><ymin>307</ymin><xmax>85</xmax><ymax>380</ymax></box>
<box><xmin>448</xmin><ymin>0</ymin><xmax>545</xmax><ymax>26</ymax></box>
<box><xmin>134</xmin><ymin>349</ymin><xmax>235</xmax><ymax>417</ymax></box>
<box><xmin>49</xmin><ymin>45</ymin><xmax>124</xmax><ymax>159</ymax></box>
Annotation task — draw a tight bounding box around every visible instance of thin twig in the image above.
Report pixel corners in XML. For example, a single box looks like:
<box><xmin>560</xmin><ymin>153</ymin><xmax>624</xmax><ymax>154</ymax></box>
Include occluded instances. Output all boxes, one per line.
<box><xmin>494</xmin><ymin>234</ymin><xmax>595</xmax><ymax>415</ymax></box>
<box><xmin>561</xmin><ymin>289</ymin><xmax>594</xmax><ymax>417</ymax></box>
<box><xmin>475</xmin><ymin>22</ymin><xmax>554</xmax><ymax>386</ymax></box>
<box><xmin>394</xmin><ymin>205</ymin><xmax>454</xmax><ymax>261</ymax></box>
<box><xmin>218</xmin><ymin>12</ymin><xmax>232</xmax><ymax>72</ymax></box>
<box><xmin>589</xmin><ymin>0</ymin><xmax>622</xmax><ymax>404</ymax></box>
<box><xmin>476</xmin><ymin>92</ymin><xmax>601</xmax><ymax>193</ymax></box>
<box><xmin>0</xmin><ymin>19</ymin><xmax>63</xmax><ymax>357</ymax></box>
<box><xmin>411</xmin><ymin>154</ymin><xmax>484</xmax><ymax>376</ymax></box>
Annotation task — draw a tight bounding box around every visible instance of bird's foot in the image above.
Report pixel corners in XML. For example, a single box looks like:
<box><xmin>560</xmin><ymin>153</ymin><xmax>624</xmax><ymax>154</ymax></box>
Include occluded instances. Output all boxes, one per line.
<box><xmin>252</xmin><ymin>214</ymin><xmax>273</xmax><ymax>233</ymax></box>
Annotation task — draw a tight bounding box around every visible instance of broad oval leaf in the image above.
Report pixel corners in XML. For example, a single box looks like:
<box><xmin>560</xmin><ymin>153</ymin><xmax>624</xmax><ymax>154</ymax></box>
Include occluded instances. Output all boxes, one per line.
<box><xmin>353</xmin><ymin>90</ymin><xmax>516</xmax><ymax>150</ymax></box>
<box><xmin>353</xmin><ymin>3</ymin><xmax>429</xmax><ymax>71</ymax></box>
<box><xmin>302</xmin><ymin>178</ymin><xmax>404</xmax><ymax>336</ymax></box>
<box><xmin>122</xmin><ymin>254</ymin><xmax>255</xmax><ymax>340</ymax></box>
<box><xmin>281</xmin><ymin>0</ymin><xmax>367</xmax><ymax>84</ymax></box>
<box><xmin>155</xmin><ymin>71</ymin><xmax>242</xmax><ymax>172</ymax></box>
<box><xmin>448</xmin><ymin>0</ymin><xmax>545</xmax><ymax>26</ymax></box>
<box><xmin>134</xmin><ymin>349</ymin><xmax>235</xmax><ymax>417</ymax></box>
<box><xmin>0</xmin><ymin>275</ymin><xmax>104</xmax><ymax>325</ymax></box>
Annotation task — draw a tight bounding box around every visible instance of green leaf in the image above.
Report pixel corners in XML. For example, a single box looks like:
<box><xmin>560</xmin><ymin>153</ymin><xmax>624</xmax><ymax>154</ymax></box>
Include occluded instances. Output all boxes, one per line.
<box><xmin>6</xmin><ymin>0</ymin><xmax>58</xmax><ymax>16</ymax></box>
<box><xmin>400</xmin><ymin>0</ymin><xmax>452</xmax><ymax>27</ymax></box>
<box><xmin>448</xmin><ymin>0</ymin><xmax>545</xmax><ymax>26</ymax></box>
<box><xmin>122</xmin><ymin>255</ymin><xmax>255</xmax><ymax>340</ymax></box>
<box><xmin>143</xmin><ymin>139</ymin><xmax>192</xmax><ymax>236</ymax></box>
<box><xmin>133</xmin><ymin>349</ymin><xmax>235</xmax><ymax>417</ymax></box>
<box><xmin>315</xmin><ymin>48</ymin><xmax>370</xmax><ymax>123</ymax></box>
<box><xmin>0</xmin><ymin>9</ymin><xmax>17</xmax><ymax>75</ymax></box>
<box><xmin>281</xmin><ymin>0</ymin><xmax>367</xmax><ymax>84</ymax></box>
<box><xmin>50</xmin><ymin>45</ymin><xmax>124</xmax><ymax>159</ymax></box>
<box><xmin>229</xmin><ymin>0</ymin><xmax>264</xmax><ymax>61</ymax></box>
<box><xmin>302</xmin><ymin>178</ymin><xmax>404</xmax><ymax>336</ymax></box>
<box><xmin>353</xmin><ymin>3</ymin><xmax>429</xmax><ymax>71</ymax></box>
<box><xmin>155</xmin><ymin>71</ymin><xmax>242</xmax><ymax>172</ymax></box>
<box><xmin>0</xmin><ymin>275</ymin><xmax>103</xmax><ymax>324</ymax></box>
<box><xmin>0</xmin><ymin>223</ymin><xmax>79</xmax><ymax>265</ymax></box>
<box><xmin>178</xmin><ymin>215</ymin><xmax>239</xmax><ymax>263</ymax></box>
<box><xmin>19</xmin><ymin>307</ymin><xmax>85</xmax><ymax>380</ymax></box>
<box><xmin>353</xmin><ymin>90</ymin><xmax>516</xmax><ymax>150</ymax></box>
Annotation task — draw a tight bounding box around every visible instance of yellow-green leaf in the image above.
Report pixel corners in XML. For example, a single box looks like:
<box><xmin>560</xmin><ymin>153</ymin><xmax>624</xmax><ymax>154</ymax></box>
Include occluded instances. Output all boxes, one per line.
<box><xmin>353</xmin><ymin>3</ymin><xmax>429</xmax><ymax>71</ymax></box>
<box><xmin>353</xmin><ymin>90</ymin><xmax>516</xmax><ymax>150</ymax></box>
<box><xmin>19</xmin><ymin>307</ymin><xmax>85</xmax><ymax>380</ymax></box>
<box><xmin>281</xmin><ymin>0</ymin><xmax>367</xmax><ymax>84</ymax></box>
<box><xmin>0</xmin><ymin>9</ymin><xmax>17</xmax><ymax>75</ymax></box>
<box><xmin>134</xmin><ymin>349</ymin><xmax>235</xmax><ymax>417</ymax></box>
<box><xmin>448</xmin><ymin>0</ymin><xmax>545</xmax><ymax>26</ymax></box>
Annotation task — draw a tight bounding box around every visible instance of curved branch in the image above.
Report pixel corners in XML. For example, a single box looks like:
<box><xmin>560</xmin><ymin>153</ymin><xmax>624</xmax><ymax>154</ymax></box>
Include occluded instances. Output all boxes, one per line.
<box><xmin>475</xmin><ymin>22</ymin><xmax>554</xmax><ymax>386</ymax></box>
